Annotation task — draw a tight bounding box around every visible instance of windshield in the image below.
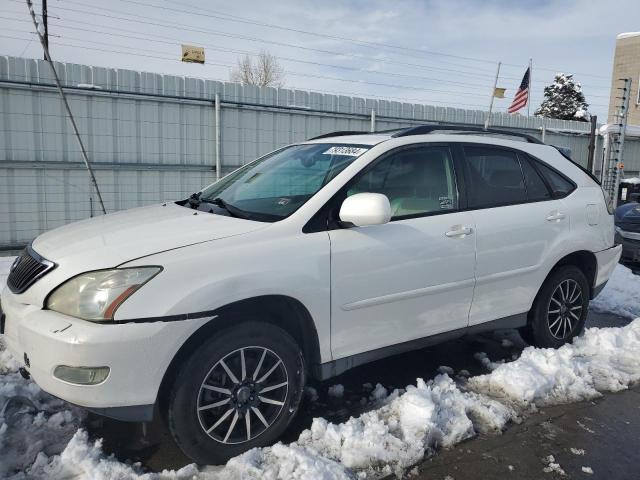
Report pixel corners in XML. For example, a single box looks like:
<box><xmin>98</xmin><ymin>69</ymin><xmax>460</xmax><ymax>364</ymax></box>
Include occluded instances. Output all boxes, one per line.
<box><xmin>196</xmin><ymin>143</ymin><xmax>370</xmax><ymax>221</ymax></box>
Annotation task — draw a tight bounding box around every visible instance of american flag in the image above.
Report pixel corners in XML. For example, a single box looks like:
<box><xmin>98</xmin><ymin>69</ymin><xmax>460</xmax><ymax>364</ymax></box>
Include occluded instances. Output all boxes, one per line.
<box><xmin>507</xmin><ymin>67</ymin><xmax>530</xmax><ymax>114</ymax></box>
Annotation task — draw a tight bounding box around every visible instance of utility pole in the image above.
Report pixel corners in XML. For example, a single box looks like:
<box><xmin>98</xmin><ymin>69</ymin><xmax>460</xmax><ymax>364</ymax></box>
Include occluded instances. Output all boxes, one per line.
<box><xmin>26</xmin><ymin>0</ymin><xmax>107</xmax><ymax>214</ymax></box>
<box><xmin>484</xmin><ymin>61</ymin><xmax>501</xmax><ymax>130</ymax></box>
<box><xmin>42</xmin><ymin>0</ymin><xmax>48</xmax><ymax>58</ymax></box>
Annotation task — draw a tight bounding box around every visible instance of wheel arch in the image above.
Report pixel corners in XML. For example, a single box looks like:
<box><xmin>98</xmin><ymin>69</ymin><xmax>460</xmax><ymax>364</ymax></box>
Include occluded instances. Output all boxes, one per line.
<box><xmin>156</xmin><ymin>295</ymin><xmax>321</xmax><ymax>413</ymax></box>
<box><xmin>541</xmin><ymin>250</ymin><xmax>598</xmax><ymax>300</ymax></box>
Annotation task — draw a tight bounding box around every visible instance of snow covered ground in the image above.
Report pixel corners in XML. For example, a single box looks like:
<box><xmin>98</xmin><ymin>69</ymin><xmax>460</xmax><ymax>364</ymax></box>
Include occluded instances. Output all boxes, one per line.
<box><xmin>1</xmin><ymin>259</ymin><xmax>640</xmax><ymax>479</ymax></box>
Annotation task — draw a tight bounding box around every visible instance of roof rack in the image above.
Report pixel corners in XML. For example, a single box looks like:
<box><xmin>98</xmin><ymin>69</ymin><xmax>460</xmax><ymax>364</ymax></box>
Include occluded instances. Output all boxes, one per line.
<box><xmin>308</xmin><ymin>131</ymin><xmax>367</xmax><ymax>140</ymax></box>
<box><xmin>307</xmin><ymin>128</ymin><xmax>406</xmax><ymax>141</ymax></box>
<box><xmin>307</xmin><ymin>124</ymin><xmax>545</xmax><ymax>145</ymax></box>
<box><xmin>391</xmin><ymin>125</ymin><xmax>544</xmax><ymax>144</ymax></box>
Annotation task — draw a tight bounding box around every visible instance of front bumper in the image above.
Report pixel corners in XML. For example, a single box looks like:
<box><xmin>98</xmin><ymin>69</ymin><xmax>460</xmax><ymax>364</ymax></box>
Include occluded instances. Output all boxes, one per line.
<box><xmin>615</xmin><ymin>228</ymin><xmax>640</xmax><ymax>272</ymax></box>
<box><xmin>0</xmin><ymin>289</ymin><xmax>209</xmax><ymax>421</ymax></box>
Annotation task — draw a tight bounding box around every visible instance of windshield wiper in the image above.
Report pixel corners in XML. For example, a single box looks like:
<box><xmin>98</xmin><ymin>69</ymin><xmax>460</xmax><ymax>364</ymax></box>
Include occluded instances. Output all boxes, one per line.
<box><xmin>202</xmin><ymin>197</ymin><xmax>250</xmax><ymax>219</ymax></box>
<box><xmin>187</xmin><ymin>192</ymin><xmax>202</xmax><ymax>209</ymax></box>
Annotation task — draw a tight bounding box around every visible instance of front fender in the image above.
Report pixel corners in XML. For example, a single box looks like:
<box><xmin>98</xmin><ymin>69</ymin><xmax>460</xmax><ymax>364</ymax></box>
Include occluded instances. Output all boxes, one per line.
<box><xmin>114</xmin><ymin>229</ymin><xmax>332</xmax><ymax>362</ymax></box>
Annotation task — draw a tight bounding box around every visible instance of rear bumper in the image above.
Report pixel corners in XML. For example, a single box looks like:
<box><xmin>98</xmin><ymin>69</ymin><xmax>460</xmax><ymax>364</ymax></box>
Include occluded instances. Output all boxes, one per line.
<box><xmin>0</xmin><ymin>288</ymin><xmax>209</xmax><ymax>421</ymax></box>
<box><xmin>593</xmin><ymin>244</ymin><xmax>622</xmax><ymax>292</ymax></box>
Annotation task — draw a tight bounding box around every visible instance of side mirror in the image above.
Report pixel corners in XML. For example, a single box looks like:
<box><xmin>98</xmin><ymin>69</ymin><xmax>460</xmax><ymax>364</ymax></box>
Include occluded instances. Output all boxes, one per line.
<box><xmin>339</xmin><ymin>193</ymin><xmax>391</xmax><ymax>227</ymax></box>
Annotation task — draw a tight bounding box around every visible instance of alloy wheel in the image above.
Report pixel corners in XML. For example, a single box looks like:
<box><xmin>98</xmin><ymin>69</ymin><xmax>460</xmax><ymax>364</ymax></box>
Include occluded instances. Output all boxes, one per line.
<box><xmin>547</xmin><ymin>279</ymin><xmax>583</xmax><ymax>340</ymax></box>
<box><xmin>196</xmin><ymin>346</ymin><xmax>289</xmax><ymax>444</ymax></box>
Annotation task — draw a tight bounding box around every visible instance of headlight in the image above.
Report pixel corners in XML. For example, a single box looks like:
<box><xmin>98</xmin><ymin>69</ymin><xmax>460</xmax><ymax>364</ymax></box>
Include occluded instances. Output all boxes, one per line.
<box><xmin>46</xmin><ymin>267</ymin><xmax>161</xmax><ymax>321</ymax></box>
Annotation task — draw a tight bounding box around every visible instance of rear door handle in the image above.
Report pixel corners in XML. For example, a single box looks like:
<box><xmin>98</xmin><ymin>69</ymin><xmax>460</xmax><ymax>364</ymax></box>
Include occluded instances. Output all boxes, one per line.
<box><xmin>546</xmin><ymin>211</ymin><xmax>566</xmax><ymax>222</ymax></box>
<box><xmin>445</xmin><ymin>225</ymin><xmax>473</xmax><ymax>238</ymax></box>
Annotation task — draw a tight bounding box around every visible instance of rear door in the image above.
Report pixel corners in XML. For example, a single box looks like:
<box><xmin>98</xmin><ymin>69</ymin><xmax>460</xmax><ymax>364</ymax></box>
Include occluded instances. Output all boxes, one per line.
<box><xmin>328</xmin><ymin>144</ymin><xmax>476</xmax><ymax>359</ymax></box>
<box><xmin>460</xmin><ymin>144</ymin><xmax>572</xmax><ymax>326</ymax></box>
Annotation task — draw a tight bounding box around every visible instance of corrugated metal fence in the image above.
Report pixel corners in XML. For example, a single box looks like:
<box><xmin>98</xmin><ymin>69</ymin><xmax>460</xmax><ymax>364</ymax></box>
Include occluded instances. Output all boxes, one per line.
<box><xmin>1</xmin><ymin>55</ymin><xmax>638</xmax><ymax>248</ymax></box>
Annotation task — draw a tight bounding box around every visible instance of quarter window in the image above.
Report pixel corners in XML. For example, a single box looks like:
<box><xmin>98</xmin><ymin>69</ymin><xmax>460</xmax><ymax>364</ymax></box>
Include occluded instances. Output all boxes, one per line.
<box><xmin>463</xmin><ymin>146</ymin><xmax>527</xmax><ymax>207</ymax></box>
<box><xmin>520</xmin><ymin>156</ymin><xmax>551</xmax><ymax>201</ymax></box>
<box><xmin>348</xmin><ymin>146</ymin><xmax>458</xmax><ymax>219</ymax></box>
<box><xmin>534</xmin><ymin>160</ymin><xmax>575</xmax><ymax>197</ymax></box>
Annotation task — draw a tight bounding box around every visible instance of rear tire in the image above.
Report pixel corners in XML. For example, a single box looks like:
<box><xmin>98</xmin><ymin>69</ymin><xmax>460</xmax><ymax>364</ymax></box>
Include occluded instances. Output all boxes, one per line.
<box><xmin>520</xmin><ymin>265</ymin><xmax>589</xmax><ymax>349</ymax></box>
<box><xmin>166</xmin><ymin>322</ymin><xmax>305</xmax><ymax>465</ymax></box>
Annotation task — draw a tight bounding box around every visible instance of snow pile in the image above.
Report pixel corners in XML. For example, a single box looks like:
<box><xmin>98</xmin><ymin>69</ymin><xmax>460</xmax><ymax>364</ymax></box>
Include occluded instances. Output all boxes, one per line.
<box><xmin>469</xmin><ymin>320</ymin><xmax>640</xmax><ymax>408</ymax></box>
<box><xmin>591</xmin><ymin>265</ymin><xmax>640</xmax><ymax>319</ymax></box>
<box><xmin>0</xmin><ymin>256</ymin><xmax>14</xmax><ymax>290</ymax></box>
<box><xmin>0</xmin><ymin>261</ymin><xmax>639</xmax><ymax>479</ymax></box>
<box><xmin>0</xmin><ymin>337</ymin><xmax>85</xmax><ymax>479</ymax></box>
<box><xmin>327</xmin><ymin>384</ymin><xmax>345</xmax><ymax>398</ymax></box>
<box><xmin>216</xmin><ymin>375</ymin><xmax>513</xmax><ymax>479</ymax></box>
<box><xmin>24</xmin><ymin>430</ymin><xmax>199</xmax><ymax>480</ymax></box>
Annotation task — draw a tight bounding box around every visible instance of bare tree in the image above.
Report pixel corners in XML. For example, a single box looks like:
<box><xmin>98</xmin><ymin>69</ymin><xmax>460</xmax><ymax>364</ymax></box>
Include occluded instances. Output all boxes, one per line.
<box><xmin>230</xmin><ymin>51</ymin><xmax>285</xmax><ymax>87</ymax></box>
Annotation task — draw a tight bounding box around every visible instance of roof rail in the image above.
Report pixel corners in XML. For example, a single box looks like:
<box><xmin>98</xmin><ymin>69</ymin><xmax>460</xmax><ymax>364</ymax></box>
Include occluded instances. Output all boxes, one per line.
<box><xmin>307</xmin><ymin>131</ymin><xmax>367</xmax><ymax>140</ymax></box>
<box><xmin>391</xmin><ymin>125</ymin><xmax>544</xmax><ymax>144</ymax></box>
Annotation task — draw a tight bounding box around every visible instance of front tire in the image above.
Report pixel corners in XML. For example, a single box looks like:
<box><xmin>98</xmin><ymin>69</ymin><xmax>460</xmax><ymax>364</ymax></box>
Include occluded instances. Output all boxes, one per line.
<box><xmin>520</xmin><ymin>265</ymin><xmax>589</xmax><ymax>349</ymax></box>
<box><xmin>166</xmin><ymin>322</ymin><xmax>305</xmax><ymax>465</ymax></box>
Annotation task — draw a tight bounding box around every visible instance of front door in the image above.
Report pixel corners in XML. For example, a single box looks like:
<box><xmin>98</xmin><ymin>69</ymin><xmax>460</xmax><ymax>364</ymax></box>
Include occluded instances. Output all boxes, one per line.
<box><xmin>328</xmin><ymin>144</ymin><xmax>476</xmax><ymax>360</ymax></box>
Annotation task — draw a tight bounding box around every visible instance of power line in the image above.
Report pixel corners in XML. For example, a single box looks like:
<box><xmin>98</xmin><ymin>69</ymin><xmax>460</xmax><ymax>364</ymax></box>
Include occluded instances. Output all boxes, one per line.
<box><xmin>48</xmin><ymin>6</ymin><xmax>615</xmax><ymax>91</ymax></box>
<box><xmin>4</xmin><ymin>1</ymin><xmax>613</xmax><ymax>91</ymax></box>
<box><xmin>9</xmin><ymin>0</ymin><xmax>614</xmax><ymax>83</ymax></box>
<box><xmin>0</xmin><ymin>4</ymin><xmax>611</xmax><ymax>115</ymax></box>
<box><xmin>0</xmin><ymin>30</ymin><xmax>610</xmax><ymax>108</ymax></box>
<box><xmin>22</xmin><ymin>31</ymin><xmax>588</xmax><ymax>103</ymax></box>
<box><xmin>0</xmin><ymin>38</ymin><xmax>498</xmax><ymax>110</ymax></box>
<box><xmin>119</xmin><ymin>0</ymin><xmax>613</xmax><ymax>80</ymax></box>
<box><xmin>45</xmin><ymin>17</ymin><xmax>615</xmax><ymax>100</ymax></box>
<box><xmin>43</xmin><ymin>20</ymin><xmax>501</xmax><ymax>92</ymax></box>
<box><xmin>9</xmin><ymin>1</ymin><xmax>583</xmax><ymax>85</ymax></box>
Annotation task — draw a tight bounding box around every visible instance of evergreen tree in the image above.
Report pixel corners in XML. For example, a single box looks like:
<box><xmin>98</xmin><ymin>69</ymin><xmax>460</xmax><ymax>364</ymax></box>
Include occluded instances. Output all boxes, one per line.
<box><xmin>535</xmin><ymin>74</ymin><xmax>590</xmax><ymax>121</ymax></box>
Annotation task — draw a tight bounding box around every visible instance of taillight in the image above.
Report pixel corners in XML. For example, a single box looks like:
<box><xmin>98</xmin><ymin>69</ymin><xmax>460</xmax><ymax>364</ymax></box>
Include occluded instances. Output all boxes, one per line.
<box><xmin>602</xmin><ymin>188</ymin><xmax>614</xmax><ymax>215</ymax></box>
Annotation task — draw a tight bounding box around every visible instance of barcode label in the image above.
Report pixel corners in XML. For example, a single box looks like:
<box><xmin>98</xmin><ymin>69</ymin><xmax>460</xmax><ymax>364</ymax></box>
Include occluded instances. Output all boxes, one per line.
<box><xmin>322</xmin><ymin>146</ymin><xmax>369</xmax><ymax>156</ymax></box>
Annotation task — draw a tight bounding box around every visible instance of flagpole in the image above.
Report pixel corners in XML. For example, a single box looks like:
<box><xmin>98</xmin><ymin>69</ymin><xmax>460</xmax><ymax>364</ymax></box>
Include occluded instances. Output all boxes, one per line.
<box><xmin>484</xmin><ymin>61</ymin><xmax>501</xmax><ymax>130</ymax></box>
<box><xmin>527</xmin><ymin>58</ymin><xmax>532</xmax><ymax>116</ymax></box>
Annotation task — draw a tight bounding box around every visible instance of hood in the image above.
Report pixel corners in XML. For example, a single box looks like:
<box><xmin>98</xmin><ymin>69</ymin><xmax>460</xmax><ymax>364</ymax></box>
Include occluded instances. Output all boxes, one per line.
<box><xmin>33</xmin><ymin>203</ymin><xmax>269</xmax><ymax>268</ymax></box>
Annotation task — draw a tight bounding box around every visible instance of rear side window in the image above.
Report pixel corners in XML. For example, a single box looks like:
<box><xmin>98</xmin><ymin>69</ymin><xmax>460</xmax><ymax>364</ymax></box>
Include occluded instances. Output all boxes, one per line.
<box><xmin>534</xmin><ymin>160</ymin><xmax>576</xmax><ymax>197</ymax></box>
<box><xmin>463</xmin><ymin>146</ymin><xmax>527</xmax><ymax>208</ymax></box>
<box><xmin>519</xmin><ymin>156</ymin><xmax>551</xmax><ymax>201</ymax></box>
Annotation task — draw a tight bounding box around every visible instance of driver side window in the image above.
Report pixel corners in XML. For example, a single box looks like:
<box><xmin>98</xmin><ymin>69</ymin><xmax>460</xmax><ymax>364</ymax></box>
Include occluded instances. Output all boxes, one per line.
<box><xmin>348</xmin><ymin>146</ymin><xmax>458</xmax><ymax>219</ymax></box>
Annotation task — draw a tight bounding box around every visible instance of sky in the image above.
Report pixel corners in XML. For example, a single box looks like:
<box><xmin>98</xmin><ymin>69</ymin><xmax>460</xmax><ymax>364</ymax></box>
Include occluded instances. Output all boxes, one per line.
<box><xmin>1</xmin><ymin>0</ymin><xmax>639</xmax><ymax>120</ymax></box>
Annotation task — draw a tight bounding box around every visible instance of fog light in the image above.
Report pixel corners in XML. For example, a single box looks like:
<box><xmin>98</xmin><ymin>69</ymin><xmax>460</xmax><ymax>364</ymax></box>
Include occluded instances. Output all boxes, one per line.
<box><xmin>53</xmin><ymin>365</ymin><xmax>110</xmax><ymax>385</ymax></box>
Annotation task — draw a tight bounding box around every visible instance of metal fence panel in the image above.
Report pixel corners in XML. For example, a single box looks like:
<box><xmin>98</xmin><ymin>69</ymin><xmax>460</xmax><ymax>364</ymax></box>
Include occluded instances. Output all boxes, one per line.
<box><xmin>1</xmin><ymin>55</ymin><xmax>638</xmax><ymax>248</ymax></box>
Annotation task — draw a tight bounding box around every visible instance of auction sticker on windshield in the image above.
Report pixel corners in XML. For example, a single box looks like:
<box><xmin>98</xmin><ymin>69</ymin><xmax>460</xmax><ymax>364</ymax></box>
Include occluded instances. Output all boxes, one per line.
<box><xmin>322</xmin><ymin>146</ymin><xmax>369</xmax><ymax>156</ymax></box>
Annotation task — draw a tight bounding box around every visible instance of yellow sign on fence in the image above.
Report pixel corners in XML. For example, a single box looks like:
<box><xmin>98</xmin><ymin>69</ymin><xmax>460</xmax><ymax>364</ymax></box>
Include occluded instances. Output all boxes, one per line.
<box><xmin>181</xmin><ymin>45</ymin><xmax>205</xmax><ymax>64</ymax></box>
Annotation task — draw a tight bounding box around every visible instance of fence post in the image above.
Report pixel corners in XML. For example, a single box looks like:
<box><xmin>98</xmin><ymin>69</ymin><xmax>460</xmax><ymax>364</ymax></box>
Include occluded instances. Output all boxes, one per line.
<box><xmin>370</xmin><ymin>109</ymin><xmax>376</xmax><ymax>132</ymax></box>
<box><xmin>215</xmin><ymin>93</ymin><xmax>221</xmax><ymax>181</ymax></box>
<box><xmin>587</xmin><ymin>115</ymin><xmax>598</xmax><ymax>173</ymax></box>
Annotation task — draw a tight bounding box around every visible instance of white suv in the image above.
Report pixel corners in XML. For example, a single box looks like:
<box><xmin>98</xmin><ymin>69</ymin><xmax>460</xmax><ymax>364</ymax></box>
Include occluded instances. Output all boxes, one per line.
<box><xmin>0</xmin><ymin>126</ymin><xmax>621</xmax><ymax>464</ymax></box>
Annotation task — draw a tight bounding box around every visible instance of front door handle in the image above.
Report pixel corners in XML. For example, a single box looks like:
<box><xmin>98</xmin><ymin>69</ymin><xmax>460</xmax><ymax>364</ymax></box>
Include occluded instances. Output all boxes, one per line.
<box><xmin>445</xmin><ymin>225</ymin><xmax>473</xmax><ymax>238</ymax></box>
<box><xmin>546</xmin><ymin>211</ymin><xmax>566</xmax><ymax>222</ymax></box>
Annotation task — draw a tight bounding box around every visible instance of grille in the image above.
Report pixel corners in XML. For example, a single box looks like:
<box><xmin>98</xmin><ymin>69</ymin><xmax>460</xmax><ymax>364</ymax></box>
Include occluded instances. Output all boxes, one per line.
<box><xmin>7</xmin><ymin>246</ymin><xmax>56</xmax><ymax>294</ymax></box>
